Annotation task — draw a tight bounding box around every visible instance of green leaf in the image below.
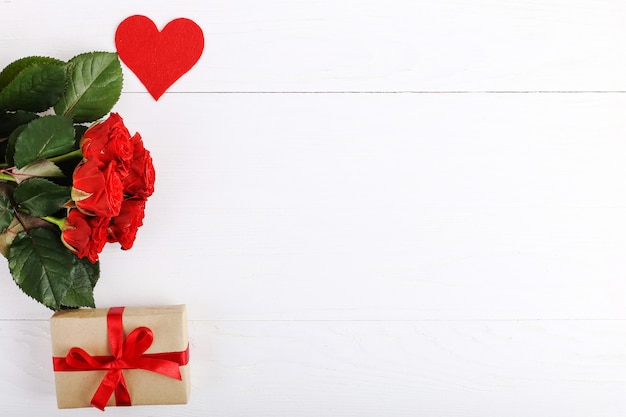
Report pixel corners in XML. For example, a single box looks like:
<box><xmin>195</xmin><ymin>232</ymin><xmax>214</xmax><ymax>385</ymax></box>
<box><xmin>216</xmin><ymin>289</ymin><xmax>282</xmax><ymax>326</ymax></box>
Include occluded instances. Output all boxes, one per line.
<box><xmin>54</xmin><ymin>52</ymin><xmax>123</xmax><ymax>123</ymax></box>
<box><xmin>13</xmin><ymin>115</ymin><xmax>76</xmax><ymax>168</ymax></box>
<box><xmin>6</xmin><ymin>124</ymin><xmax>25</xmax><ymax>166</ymax></box>
<box><xmin>14</xmin><ymin>178</ymin><xmax>69</xmax><ymax>217</ymax></box>
<box><xmin>0</xmin><ymin>111</ymin><xmax>38</xmax><ymax>138</ymax></box>
<box><xmin>0</xmin><ymin>194</ymin><xmax>14</xmax><ymax>232</ymax></box>
<box><xmin>0</xmin><ymin>64</ymin><xmax>66</xmax><ymax>112</ymax></box>
<box><xmin>60</xmin><ymin>256</ymin><xmax>99</xmax><ymax>308</ymax></box>
<box><xmin>13</xmin><ymin>159</ymin><xmax>64</xmax><ymax>183</ymax></box>
<box><xmin>8</xmin><ymin>227</ymin><xmax>75</xmax><ymax>310</ymax></box>
<box><xmin>0</xmin><ymin>212</ymin><xmax>50</xmax><ymax>258</ymax></box>
<box><xmin>0</xmin><ymin>56</ymin><xmax>65</xmax><ymax>91</ymax></box>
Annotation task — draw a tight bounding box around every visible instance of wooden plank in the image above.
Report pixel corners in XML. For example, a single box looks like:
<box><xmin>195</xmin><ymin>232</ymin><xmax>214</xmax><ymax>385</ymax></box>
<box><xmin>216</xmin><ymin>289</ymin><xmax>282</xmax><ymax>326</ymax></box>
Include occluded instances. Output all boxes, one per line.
<box><xmin>1</xmin><ymin>93</ymin><xmax>624</xmax><ymax>320</ymax></box>
<box><xmin>1</xmin><ymin>319</ymin><xmax>625</xmax><ymax>416</ymax></box>
<box><xmin>1</xmin><ymin>1</ymin><xmax>625</xmax><ymax>91</ymax></box>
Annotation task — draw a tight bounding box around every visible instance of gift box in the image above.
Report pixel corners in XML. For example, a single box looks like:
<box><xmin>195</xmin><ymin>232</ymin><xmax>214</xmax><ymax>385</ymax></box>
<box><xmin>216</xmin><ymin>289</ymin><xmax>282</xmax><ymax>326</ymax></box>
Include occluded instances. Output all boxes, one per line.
<box><xmin>50</xmin><ymin>305</ymin><xmax>190</xmax><ymax>410</ymax></box>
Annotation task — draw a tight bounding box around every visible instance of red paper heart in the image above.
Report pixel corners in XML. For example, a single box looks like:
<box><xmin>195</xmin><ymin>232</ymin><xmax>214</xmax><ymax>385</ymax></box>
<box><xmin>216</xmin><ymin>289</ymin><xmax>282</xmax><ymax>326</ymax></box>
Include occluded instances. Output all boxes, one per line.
<box><xmin>115</xmin><ymin>15</ymin><xmax>204</xmax><ymax>100</ymax></box>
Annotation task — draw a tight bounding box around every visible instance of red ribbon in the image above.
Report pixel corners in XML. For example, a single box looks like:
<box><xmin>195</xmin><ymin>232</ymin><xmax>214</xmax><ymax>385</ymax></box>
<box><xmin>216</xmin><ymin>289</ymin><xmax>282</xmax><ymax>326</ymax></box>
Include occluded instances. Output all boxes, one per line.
<box><xmin>52</xmin><ymin>307</ymin><xmax>189</xmax><ymax>411</ymax></box>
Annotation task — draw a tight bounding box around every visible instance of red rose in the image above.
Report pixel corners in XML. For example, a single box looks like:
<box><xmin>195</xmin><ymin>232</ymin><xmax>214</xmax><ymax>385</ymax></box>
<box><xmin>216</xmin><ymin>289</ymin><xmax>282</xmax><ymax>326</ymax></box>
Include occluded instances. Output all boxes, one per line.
<box><xmin>123</xmin><ymin>133</ymin><xmax>155</xmax><ymax>199</ymax></box>
<box><xmin>107</xmin><ymin>198</ymin><xmax>146</xmax><ymax>250</ymax></box>
<box><xmin>72</xmin><ymin>160</ymin><xmax>124</xmax><ymax>217</ymax></box>
<box><xmin>80</xmin><ymin>113</ymin><xmax>133</xmax><ymax>175</ymax></box>
<box><xmin>62</xmin><ymin>112</ymin><xmax>153</xmax><ymax>260</ymax></box>
<box><xmin>61</xmin><ymin>209</ymin><xmax>110</xmax><ymax>263</ymax></box>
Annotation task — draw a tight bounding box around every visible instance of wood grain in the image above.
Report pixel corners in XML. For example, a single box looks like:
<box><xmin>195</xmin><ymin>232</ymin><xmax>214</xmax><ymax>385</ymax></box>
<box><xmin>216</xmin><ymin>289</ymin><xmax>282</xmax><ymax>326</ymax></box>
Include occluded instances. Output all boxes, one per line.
<box><xmin>1</xmin><ymin>319</ymin><xmax>625</xmax><ymax>417</ymax></box>
<box><xmin>1</xmin><ymin>0</ymin><xmax>625</xmax><ymax>91</ymax></box>
<box><xmin>2</xmin><ymin>93</ymin><xmax>625</xmax><ymax>320</ymax></box>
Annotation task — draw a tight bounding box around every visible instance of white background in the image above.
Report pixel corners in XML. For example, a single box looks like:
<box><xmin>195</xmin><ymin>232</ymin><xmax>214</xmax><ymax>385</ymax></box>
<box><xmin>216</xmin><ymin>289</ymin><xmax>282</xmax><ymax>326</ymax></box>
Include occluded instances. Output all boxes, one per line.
<box><xmin>1</xmin><ymin>0</ymin><xmax>626</xmax><ymax>415</ymax></box>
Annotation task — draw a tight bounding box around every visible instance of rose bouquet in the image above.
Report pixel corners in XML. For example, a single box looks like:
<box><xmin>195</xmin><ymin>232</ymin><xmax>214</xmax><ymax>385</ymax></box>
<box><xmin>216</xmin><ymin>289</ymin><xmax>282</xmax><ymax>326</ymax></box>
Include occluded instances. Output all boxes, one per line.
<box><xmin>0</xmin><ymin>52</ymin><xmax>154</xmax><ymax>310</ymax></box>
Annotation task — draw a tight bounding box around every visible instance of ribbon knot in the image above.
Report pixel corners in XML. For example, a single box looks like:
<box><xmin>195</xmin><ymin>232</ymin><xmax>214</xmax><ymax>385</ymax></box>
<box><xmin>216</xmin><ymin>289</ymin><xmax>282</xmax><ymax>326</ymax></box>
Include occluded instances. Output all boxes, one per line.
<box><xmin>53</xmin><ymin>307</ymin><xmax>189</xmax><ymax>411</ymax></box>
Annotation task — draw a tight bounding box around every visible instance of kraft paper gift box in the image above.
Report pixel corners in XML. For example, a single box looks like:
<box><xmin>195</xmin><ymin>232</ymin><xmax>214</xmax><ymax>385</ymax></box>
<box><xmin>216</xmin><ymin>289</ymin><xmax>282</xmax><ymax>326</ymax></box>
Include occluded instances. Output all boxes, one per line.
<box><xmin>50</xmin><ymin>305</ymin><xmax>190</xmax><ymax>410</ymax></box>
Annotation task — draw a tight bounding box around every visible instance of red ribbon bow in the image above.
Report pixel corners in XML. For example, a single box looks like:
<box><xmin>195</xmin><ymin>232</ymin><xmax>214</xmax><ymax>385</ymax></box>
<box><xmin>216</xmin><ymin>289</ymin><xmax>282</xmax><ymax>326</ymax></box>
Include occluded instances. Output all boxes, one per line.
<box><xmin>52</xmin><ymin>307</ymin><xmax>189</xmax><ymax>410</ymax></box>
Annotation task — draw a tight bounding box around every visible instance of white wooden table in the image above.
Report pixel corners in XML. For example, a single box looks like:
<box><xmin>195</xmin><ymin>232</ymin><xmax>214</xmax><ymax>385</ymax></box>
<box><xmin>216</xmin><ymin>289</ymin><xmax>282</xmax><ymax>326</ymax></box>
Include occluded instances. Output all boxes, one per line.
<box><xmin>1</xmin><ymin>1</ymin><xmax>626</xmax><ymax>415</ymax></box>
